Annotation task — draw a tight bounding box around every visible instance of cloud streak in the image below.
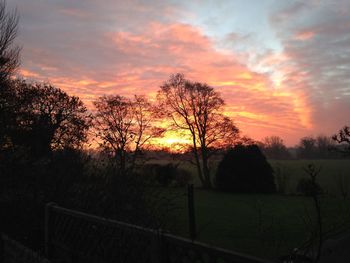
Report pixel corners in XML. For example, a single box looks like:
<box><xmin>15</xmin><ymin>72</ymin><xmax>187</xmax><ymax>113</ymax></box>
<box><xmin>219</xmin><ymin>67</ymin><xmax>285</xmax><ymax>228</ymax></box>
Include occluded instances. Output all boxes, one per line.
<box><xmin>266</xmin><ymin>0</ymin><xmax>350</xmax><ymax>140</ymax></box>
<box><xmin>9</xmin><ymin>0</ymin><xmax>349</xmax><ymax>145</ymax></box>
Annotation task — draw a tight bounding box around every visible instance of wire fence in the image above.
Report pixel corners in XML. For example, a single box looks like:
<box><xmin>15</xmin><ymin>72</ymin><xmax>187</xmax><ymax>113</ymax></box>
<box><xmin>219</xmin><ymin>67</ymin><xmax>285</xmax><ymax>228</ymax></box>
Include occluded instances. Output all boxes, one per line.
<box><xmin>45</xmin><ymin>202</ymin><xmax>275</xmax><ymax>263</ymax></box>
<box><xmin>1</xmin><ymin>234</ymin><xmax>50</xmax><ymax>263</ymax></box>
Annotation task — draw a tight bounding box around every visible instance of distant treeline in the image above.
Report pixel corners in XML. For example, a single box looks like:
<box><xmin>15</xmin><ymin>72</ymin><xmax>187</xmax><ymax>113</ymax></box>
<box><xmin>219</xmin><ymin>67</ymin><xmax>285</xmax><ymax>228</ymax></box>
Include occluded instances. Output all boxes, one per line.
<box><xmin>257</xmin><ymin>135</ymin><xmax>349</xmax><ymax>160</ymax></box>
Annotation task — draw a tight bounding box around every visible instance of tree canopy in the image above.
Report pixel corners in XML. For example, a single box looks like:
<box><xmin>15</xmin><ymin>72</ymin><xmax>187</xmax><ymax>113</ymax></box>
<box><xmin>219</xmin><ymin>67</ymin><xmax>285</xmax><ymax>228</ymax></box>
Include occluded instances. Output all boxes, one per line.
<box><xmin>332</xmin><ymin>126</ymin><xmax>350</xmax><ymax>156</ymax></box>
<box><xmin>158</xmin><ymin>73</ymin><xmax>239</xmax><ymax>188</ymax></box>
<box><xmin>93</xmin><ymin>95</ymin><xmax>164</xmax><ymax>175</ymax></box>
<box><xmin>215</xmin><ymin>144</ymin><xmax>276</xmax><ymax>193</ymax></box>
<box><xmin>0</xmin><ymin>0</ymin><xmax>20</xmax><ymax>151</ymax></box>
<box><xmin>3</xmin><ymin>81</ymin><xmax>90</xmax><ymax>158</ymax></box>
<box><xmin>260</xmin><ymin>136</ymin><xmax>291</xmax><ymax>160</ymax></box>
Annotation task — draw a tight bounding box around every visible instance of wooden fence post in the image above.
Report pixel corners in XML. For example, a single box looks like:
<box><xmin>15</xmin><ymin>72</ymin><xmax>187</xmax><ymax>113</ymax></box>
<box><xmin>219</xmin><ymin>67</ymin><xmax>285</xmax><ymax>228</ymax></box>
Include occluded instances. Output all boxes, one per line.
<box><xmin>45</xmin><ymin>202</ymin><xmax>56</xmax><ymax>259</ymax></box>
<box><xmin>188</xmin><ymin>184</ymin><xmax>197</xmax><ymax>240</ymax></box>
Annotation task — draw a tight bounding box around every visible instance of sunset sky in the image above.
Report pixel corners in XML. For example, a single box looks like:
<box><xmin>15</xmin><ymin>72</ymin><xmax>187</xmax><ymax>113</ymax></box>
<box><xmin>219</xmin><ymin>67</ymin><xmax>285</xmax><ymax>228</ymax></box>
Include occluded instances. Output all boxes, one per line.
<box><xmin>9</xmin><ymin>0</ymin><xmax>350</xmax><ymax>146</ymax></box>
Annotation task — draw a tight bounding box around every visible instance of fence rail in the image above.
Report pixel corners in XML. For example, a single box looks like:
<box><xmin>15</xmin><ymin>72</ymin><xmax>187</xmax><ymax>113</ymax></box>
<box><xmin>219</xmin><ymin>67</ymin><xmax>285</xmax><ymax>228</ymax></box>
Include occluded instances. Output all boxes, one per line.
<box><xmin>1</xmin><ymin>234</ymin><xmax>50</xmax><ymax>263</ymax></box>
<box><xmin>45</xmin><ymin>202</ymin><xmax>275</xmax><ymax>263</ymax></box>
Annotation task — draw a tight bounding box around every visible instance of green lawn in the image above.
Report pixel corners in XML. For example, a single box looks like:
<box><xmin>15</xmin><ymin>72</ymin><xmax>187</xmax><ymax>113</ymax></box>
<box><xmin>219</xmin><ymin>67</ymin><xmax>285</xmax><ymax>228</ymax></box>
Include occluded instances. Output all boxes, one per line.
<box><xmin>167</xmin><ymin>189</ymin><xmax>350</xmax><ymax>260</ymax></box>
<box><xmin>159</xmin><ymin>159</ymin><xmax>350</xmax><ymax>260</ymax></box>
<box><xmin>174</xmin><ymin>159</ymin><xmax>350</xmax><ymax>195</ymax></box>
<box><xmin>269</xmin><ymin>160</ymin><xmax>350</xmax><ymax>195</ymax></box>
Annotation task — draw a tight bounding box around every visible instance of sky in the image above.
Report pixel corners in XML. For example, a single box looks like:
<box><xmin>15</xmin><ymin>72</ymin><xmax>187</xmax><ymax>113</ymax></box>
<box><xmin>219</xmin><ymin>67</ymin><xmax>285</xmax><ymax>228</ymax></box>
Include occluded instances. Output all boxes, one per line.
<box><xmin>8</xmin><ymin>0</ymin><xmax>350</xmax><ymax>146</ymax></box>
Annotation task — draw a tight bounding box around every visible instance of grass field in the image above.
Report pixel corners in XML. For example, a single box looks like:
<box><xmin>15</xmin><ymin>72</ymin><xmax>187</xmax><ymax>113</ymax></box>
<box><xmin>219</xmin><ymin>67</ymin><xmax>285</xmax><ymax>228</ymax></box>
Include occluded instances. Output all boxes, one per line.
<box><xmin>167</xmin><ymin>189</ymin><xmax>350</xmax><ymax>260</ymax></box>
<box><xmin>174</xmin><ymin>159</ymin><xmax>350</xmax><ymax>195</ymax></box>
<box><xmin>269</xmin><ymin>160</ymin><xmax>350</xmax><ymax>195</ymax></box>
<box><xmin>160</xmin><ymin>159</ymin><xmax>350</xmax><ymax>260</ymax></box>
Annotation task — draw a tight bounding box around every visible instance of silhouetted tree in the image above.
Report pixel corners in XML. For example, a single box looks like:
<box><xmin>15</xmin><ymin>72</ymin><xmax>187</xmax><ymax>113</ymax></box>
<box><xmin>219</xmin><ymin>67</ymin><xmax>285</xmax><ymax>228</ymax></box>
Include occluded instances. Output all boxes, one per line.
<box><xmin>142</xmin><ymin>163</ymin><xmax>192</xmax><ymax>187</ymax></box>
<box><xmin>158</xmin><ymin>73</ymin><xmax>239</xmax><ymax>189</ymax></box>
<box><xmin>261</xmin><ymin>136</ymin><xmax>291</xmax><ymax>159</ymax></box>
<box><xmin>315</xmin><ymin>135</ymin><xmax>336</xmax><ymax>159</ymax></box>
<box><xmin>0</xmin><ymin>0</ymin><xmax>19</xmax><ymax>82</ymax></box>
<box><xmin>297</xmin><ymin>136</ymin><xmax>317</xmax><ymax>159</ymax></box>
<box><xmin>0</xmin><ymin>80</ymin><xmax>90</xmax><ymax>207</ymax></box>
<box><xmin>10</xmin><ymin>81</ymin><xmax>91</xmax><ymax>158</ymax></box>
<box><xmin>0</xmin><ymin>0</ymin><xmax>20</xmax><ymax>151</ymax></box>
<box><xmin>45</xmin><ymin>148</ymin><xmax>89</xmax><ymax>202</ymax></box>
<box><xmin>332</xmin><ymin>126</ymin><xmax>350</xmax><ymax>156</ymax></box>
<box><xmin>215</xmin><ymin>144</ymin><xmax>276</xmax><ymax>193</ymax></box>
<box><xmin>296</xmin><ymin>135</ymin><xmax>338</xmax><ymax>159</ymax></box>
<box><xmin>93</xmin><ymin>95</ymin><xmax>163</xmax><ymax>175</ymax></box>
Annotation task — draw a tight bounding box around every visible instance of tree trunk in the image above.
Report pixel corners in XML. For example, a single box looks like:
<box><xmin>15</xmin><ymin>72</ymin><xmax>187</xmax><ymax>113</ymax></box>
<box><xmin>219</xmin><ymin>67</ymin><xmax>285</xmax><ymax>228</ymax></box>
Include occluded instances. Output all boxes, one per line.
<box><xmin>193</xmin><ymin>148</ymin><xmax>204</xmax><ymax>187</ymax></box>
<box><xmin>120</xmin><ymin>150</ymin><xmax>126</xmax><ymax>176</ymax></box>
<box><xmin>201</xmin><ymin>147</ymin><xmax>212</xmax><ymax>189</ymax></box>
<box><xmin>192</xmin><ymin>138</ymin><xmax>205</xmax><ymax>187</ymax></box>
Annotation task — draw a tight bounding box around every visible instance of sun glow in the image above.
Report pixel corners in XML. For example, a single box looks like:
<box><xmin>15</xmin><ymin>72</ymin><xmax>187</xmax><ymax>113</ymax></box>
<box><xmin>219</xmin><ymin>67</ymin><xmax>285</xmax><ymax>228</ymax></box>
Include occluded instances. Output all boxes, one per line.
<box><xmin>150</xmin><ymin>130</ymin><xmax>192</xmax><ymax>152</ymax></box>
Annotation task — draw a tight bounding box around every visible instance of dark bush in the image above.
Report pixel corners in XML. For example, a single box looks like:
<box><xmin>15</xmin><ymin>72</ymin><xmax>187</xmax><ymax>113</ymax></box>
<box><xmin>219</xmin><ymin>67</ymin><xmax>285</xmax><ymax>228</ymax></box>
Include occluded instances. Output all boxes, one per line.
<box><xmin>156</xmin><ymin>163</ymin><xmax>178</xmax><ymax>186</ymax></box>
<box><xmin>174</xmin><ymin>168</ymin><xmax>193</xmax><ymax>186</ymax></box>
<box><xmin>296</xmin><ymin>178</ymin><xmax>323</xmax><ymax>196</ymax></box>
<box><xmin>145</xmin><ymin>163</ymin><xmax>177</xmax><ymax>186</ymax></box>
<box><xmin>215</xmin><ymin>144</ymin><xmax>276</xmax><ymax>193</ymax></box>
<box><xmin>142</xmin><ymin>163</ymin><xmax>192</xmax><ymax>187</ymax></box>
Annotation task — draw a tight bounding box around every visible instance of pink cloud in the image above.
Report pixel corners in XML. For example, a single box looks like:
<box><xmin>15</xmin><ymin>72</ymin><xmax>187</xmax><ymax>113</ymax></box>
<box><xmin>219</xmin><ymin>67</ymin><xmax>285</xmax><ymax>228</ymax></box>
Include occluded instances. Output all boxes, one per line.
<box><xmin>267</xmin><ymin>0</ymin><xmax>350</xmax><ymax>143</ymax></box>
<box><xmin>294</xmin><ymin>30</ymin><xmax>315</xmax><ymax>41</ymax></box>
<box><xmin>17</xmin><ymin>11</ymin><xmax>311</xmax><ymax>145</ymax></box>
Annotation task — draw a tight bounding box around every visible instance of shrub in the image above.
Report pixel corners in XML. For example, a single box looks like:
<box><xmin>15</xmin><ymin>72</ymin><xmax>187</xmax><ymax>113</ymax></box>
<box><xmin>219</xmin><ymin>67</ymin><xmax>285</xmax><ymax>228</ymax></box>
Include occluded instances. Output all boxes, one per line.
<box><xmin>173</xmin><ymin>168</ymin><xmax>193</xmax><ymax>186</ymax></box>
<box><xmin>215</xmin><ymin>144</ymin><xmax>276</xmax><ymax>193</ymax></box>
<box><xmin>296</xmin><ymin>178</ymin><xmax>323</xmax><ymax>196</ymax></box>
<box><xmin>153</xmin><ymin>163</ymin><xmax>177</xmax><ymax>186</ymax></box>
<box><xmin>142</xmin><ymin>163</ymin><xmax>192</xmax><ymax>187</ymax></box>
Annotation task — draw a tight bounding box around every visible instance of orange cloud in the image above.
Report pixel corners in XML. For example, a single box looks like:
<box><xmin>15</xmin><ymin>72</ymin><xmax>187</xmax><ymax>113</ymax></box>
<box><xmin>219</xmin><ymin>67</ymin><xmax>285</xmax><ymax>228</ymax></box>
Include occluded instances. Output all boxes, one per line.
<box><xmin>20</xmin><ymin>69</ymin><xmax>40</xmax><ymax>78</ymax></box>
<box><xmin>294</xmin><ymin>30</ymin><xmax>315</xmax><ymax>41</ymax></box>
<box><xmin>19</xmin><ymin>22</ymin><xmax>312</xmax><ymax>145</ymax></box>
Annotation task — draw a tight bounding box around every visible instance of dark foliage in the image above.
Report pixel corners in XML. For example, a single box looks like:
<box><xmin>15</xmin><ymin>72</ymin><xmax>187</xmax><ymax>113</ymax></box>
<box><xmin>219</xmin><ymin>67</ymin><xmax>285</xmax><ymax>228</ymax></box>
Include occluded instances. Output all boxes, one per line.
<box><xmin>215</xmin><ymin>144</ymin><xmax>276</xmax><ymax>193</ymax></box>
<box><xmin>143</xmin><ymin>163</ymin><xmax>192</xmax><ymax>187</ymax></box>
<box><xmin>0</xmin><ymin>148</ymin><xmax>89</xmax><ymax>250</ymax></box>
<box><xmin>93</xmin><ymin>95</ymin><xmax>164</xmax><ymax>176</ymax></box>
<box><xmin>0</xmin><ymin>80</ymin><xmax>91</xmax><ymax>169</ymax></box>
<box><xmin>332</xmin><ymin>126</ymin><xmax>350</xmax><ymax>156</ymax></box>
<box><xmin>1</xmin><ymin>152</ymin><xmax>179</xmax><ymax>251</ymax></box>
<box><xmin>173</xmin><ymin>168</ymin><xmax>192</xmax><ymax>187</ymax></box>
<box><xmin>0</xmin><ymin>0</ymin><xmax>20</xmax><ymax>152</ymax></box>
<box><xmin>11</xmin><ymin>81</ymin><xmax>90</xmax><ymax>157</ymax></box>
<box><xmin>296</xmin><ymin>135</ymin><xmax>340</xmax><ymax>159</ymax></box>
<box><xmin>260</xmin><ymin>136</ymin><xmax>291</xmax><ymax>160</ymax></box>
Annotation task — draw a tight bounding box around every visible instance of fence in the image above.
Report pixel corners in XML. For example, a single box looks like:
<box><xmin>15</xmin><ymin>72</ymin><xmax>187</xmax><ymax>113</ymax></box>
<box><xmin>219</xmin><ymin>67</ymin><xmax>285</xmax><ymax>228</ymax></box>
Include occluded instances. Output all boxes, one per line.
<box><xmin>1</xmin><ymin>234</ymin><xmax>50</xmax><ymax>263</ymax></box>
<box><xmin>45</xmin><ymin>202</ymin><xmax>275</xmax><ymax>263</ymax></box>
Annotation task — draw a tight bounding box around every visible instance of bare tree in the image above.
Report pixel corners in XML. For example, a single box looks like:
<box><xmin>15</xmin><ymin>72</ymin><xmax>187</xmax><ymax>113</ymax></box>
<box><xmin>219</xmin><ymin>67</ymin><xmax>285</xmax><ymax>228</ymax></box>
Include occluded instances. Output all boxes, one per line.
<box><xmin>261</xmin><ymin>136</ymin><xmax>290</xmax><ymax>160</ymax></box>
<box><xmin>93</xmin><ymin>95</ymin><xmax>163</xmax><ymax>175</ymax></box>
<box><xmin>0</xmin><ymin>0</ymin><xmax>20</xmax><ymax>83</ymax></box>
<box><xmin>297</xmin><ymin>136</ymin><xmax>317</xmax><ymax>159</ymax></box>
<box><xmin>315</xmin><ymin>135</ymin><xmax>335</xmax><ymax>159</ymax></box>
<box><xmin>158</xmin><ymin>73</ymin><xmax>239</xmax><ymax>189</ymax></box>
<box><xmin>0</xmin><ymin>0</ymin><xmax>20</xmax><ymax>150</ymax></box>
<box><xmin>332</xmin><ymin>126</ymin><xmax>350</xmax><ymax>156</ymax></box>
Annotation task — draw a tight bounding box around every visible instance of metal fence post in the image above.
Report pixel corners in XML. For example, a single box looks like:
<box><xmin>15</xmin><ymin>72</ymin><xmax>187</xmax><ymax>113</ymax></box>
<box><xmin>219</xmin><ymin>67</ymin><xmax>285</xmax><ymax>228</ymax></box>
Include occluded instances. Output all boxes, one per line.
<box><xmin>45</xmin><ymin>202</ymin><xmax>56</xmax><ymax>259</ymax></box>
<box><xmin>0</xmin><ymin>233</ymin><xmax>4</xmax><ymax>263</ymax></box>
<box><xmin>188</xmin><ymin>184</ymin><xmax>197</xmax><ymax>240</ymax></box>
<box><xmin>151</xmin><ymin>229</ymin><xmax>164</xmax><ymax>263</ymax></box>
